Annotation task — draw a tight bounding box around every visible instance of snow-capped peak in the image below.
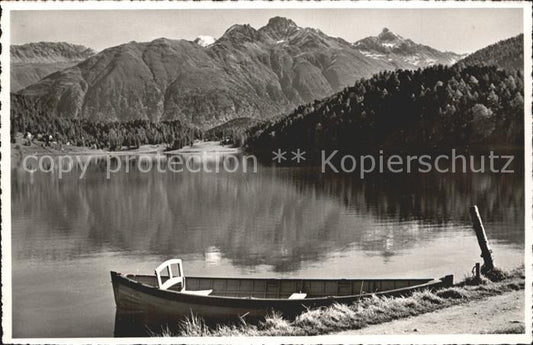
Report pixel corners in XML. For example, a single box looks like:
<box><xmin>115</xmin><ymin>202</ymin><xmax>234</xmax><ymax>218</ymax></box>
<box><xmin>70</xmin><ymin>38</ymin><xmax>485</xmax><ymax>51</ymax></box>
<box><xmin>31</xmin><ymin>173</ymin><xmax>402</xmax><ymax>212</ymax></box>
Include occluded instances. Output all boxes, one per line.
<box><xmin>194</xmin><ymin>35</ymin><xmax>216</xmax><ymax>47</ymax></box>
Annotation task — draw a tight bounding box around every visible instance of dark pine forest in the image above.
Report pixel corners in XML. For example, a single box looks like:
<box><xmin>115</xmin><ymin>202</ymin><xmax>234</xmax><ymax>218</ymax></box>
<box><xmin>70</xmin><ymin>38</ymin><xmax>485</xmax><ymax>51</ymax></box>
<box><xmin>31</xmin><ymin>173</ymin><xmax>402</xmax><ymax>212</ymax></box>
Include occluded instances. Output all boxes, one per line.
<box><xmin>242</xmin><ymin>65</ymin><xmax>524</xmax><ymax>154</ymax></box>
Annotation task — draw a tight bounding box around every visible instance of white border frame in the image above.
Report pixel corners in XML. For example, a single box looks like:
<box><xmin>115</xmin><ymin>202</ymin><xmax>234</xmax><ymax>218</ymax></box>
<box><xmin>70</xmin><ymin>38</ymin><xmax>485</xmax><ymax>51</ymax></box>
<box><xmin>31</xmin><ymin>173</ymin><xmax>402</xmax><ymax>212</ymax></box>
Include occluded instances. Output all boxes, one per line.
<box><xmin>1</xmin><ymin>1</ymin><xmax>531</xmax><ymax>344</ymax></box>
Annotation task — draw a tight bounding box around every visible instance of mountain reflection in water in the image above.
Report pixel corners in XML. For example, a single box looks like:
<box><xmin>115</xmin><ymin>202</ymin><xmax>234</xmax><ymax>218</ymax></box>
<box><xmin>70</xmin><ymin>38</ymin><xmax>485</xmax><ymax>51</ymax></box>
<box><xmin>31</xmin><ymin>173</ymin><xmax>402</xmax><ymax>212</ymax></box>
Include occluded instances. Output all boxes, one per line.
<box><xmin>11</xmin><ymin>152</ymin><xmax>524</xmax><ymax>337</ymax></box>
<box><xmin>12</xmin><ymin>154</ymin><xmax>523</xmax><ymax>271</ymax></box>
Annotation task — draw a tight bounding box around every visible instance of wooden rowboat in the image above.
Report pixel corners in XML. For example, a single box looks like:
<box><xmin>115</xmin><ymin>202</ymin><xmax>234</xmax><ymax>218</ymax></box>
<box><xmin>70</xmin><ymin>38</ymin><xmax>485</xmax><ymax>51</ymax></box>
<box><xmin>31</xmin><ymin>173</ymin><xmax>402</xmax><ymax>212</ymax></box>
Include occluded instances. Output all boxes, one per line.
<box><xmin>111</xmin><ymin>259</ymin><xmax>453</xmax><ymax>320</ymax></box>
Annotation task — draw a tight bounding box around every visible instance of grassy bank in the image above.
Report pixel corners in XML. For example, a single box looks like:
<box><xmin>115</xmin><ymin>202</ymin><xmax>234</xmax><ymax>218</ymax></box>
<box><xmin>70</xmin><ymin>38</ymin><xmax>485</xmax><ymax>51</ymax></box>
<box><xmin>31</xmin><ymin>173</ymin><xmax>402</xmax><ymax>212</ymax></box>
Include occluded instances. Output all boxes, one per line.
<box><xmin>157</xmin><ymin>267</ymin><xmax>524</xmax><ymax>337</ymax></box>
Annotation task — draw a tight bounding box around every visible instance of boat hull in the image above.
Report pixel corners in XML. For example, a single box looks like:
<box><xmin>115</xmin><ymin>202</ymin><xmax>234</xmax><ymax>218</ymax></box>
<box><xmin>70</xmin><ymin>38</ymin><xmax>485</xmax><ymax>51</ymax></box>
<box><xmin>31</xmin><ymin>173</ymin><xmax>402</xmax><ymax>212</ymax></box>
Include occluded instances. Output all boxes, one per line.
<box><xmin>111</xmin><ymin>271</ymin><xmax>453</xmax><ymax>320</ymax></box>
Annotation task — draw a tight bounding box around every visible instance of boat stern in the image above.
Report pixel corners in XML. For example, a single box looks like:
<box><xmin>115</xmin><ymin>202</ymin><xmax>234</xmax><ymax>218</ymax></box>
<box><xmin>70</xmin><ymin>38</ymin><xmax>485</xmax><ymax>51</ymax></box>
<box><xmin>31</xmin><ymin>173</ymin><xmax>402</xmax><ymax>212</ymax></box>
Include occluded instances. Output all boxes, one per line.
<box><xmin>110</xmin><ymin>271</ymin><xmax>126</xmax><ymax>308</ymax></box>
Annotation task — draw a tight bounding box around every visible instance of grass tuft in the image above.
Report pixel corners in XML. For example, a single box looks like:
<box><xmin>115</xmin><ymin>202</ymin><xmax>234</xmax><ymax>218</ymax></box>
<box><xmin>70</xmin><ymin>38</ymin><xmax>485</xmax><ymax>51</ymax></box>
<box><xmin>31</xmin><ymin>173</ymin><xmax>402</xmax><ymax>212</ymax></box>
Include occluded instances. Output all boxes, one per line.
<box><xmin>177</xmin><ymin>313</ymin><xmax>211</xmax><ymax>336</ymax></box>
<box><xmin>482</xmin><ymin>267</ymin><xmax>509</xmax><ymax>282</ymax></box>
<box><xmin>147</xmin><ymin>324</ymin><xmax>173</xmax><ymax>337</ymax></box>
<box><xmin>413</xmin><ymin>290</ymin><xmax>445</xmax><ymax>305</ymax></box>
<box><xmin>258</xmin><ymin>312</ymin><xmax>295</xmax><ymax>336</ymax></box>
<box><xmin>436</xmin><ymin>287</ymin><xmax>469</xmax><ymax>299</ymax></box>
<box><xmin>462</xmin><ymin>274</ymin><xmax>489</xmax><ymax>286</ymax></box>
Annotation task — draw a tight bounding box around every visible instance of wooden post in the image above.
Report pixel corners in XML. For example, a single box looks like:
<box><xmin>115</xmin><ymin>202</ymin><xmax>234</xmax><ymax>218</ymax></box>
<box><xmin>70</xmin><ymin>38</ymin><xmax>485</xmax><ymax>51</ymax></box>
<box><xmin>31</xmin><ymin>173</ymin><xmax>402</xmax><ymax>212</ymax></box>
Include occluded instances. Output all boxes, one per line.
<box><xmin>475</xmin><ymin>262</ymin><xmax>481</xmax><ymax>279</ymax></box>
<box><xmin>469</xmin><ymin>205</ymin><xmax>495</xmax><ymax>271</ymax></box>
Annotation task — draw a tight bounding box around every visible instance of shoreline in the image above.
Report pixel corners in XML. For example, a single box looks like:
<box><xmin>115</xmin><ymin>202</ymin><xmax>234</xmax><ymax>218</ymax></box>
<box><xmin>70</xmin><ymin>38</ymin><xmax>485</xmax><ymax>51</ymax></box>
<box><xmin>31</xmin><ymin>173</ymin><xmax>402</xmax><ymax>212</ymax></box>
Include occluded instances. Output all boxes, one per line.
<box><xmin>169</xmin><ymin>267</ymin><xmax>525</xmax><ymax>337</ymax></box>
<box><xmin>164</xmin><ymin>141</ymin><xmax>241</xmax><ymax>155</ymax></box>
<box><xmin>12</xmin><ymin>140</ymin><xmax>239</xmax><ymax>156</ymax></box>
<box><xmin>11</xmin><ymin>141</ymin><xmax>242</xmax><ymax>172</ymax></box>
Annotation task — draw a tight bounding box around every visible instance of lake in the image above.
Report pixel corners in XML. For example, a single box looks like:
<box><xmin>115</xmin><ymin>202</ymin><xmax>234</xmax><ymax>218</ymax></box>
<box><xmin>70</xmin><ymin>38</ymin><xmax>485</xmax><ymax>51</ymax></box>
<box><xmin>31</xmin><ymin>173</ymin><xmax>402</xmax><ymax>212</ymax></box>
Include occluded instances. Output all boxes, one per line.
<box><xmin>11</xmin><ymin>149</ymin><xmax>524</xmax><ymax>337</ymax></box>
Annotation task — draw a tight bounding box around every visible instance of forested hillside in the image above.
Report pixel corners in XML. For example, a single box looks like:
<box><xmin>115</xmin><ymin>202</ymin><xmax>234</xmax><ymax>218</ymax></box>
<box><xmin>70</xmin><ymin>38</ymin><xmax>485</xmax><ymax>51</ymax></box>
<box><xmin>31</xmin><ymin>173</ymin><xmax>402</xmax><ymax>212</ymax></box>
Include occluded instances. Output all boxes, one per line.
<box><xmin>244</xmin><ymin>65</ymin><xmax>524</xmax><ymax>153</ymax></box>
<box><xmin>11</xmin><ymin>95</ymin><xmax>198</xmax><ymax>150</ymax></box>
<box><xmin>457</xmin><ymin>34</ymin><xmax>523</xmax><ymax>71</ymax></box>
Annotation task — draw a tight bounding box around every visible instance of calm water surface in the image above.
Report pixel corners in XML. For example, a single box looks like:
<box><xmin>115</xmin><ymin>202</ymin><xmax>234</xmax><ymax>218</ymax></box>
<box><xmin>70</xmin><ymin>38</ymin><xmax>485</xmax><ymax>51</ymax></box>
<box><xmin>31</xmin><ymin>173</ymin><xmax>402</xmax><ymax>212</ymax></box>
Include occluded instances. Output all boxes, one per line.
<box><xmin>11</xmin><ymin>152</ymin><xmax>524</xmax><ymax>337</ymax></box>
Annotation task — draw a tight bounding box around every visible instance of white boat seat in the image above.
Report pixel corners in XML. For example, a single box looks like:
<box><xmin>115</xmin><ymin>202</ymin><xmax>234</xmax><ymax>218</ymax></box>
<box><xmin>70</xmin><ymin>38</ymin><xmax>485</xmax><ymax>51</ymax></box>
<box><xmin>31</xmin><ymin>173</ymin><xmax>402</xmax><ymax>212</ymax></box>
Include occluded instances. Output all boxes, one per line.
<box><xmin>154</xmin><ymin>259</ymin><xmax>212</xmax><ymax>296</ymax></box>
<box><xmin>288</xmin><ymin>292</ymin><xmax>307</xmax><ymax>299</ymax></box>
<box><xmin>155</xmin><ymin>259</ymin><xmax>185</xmax><ymax>291</ymax></box>
<box><xmin>181</xmin><ymin>289</ymin><xmax>213</xmax><ymax>296</ymax></box>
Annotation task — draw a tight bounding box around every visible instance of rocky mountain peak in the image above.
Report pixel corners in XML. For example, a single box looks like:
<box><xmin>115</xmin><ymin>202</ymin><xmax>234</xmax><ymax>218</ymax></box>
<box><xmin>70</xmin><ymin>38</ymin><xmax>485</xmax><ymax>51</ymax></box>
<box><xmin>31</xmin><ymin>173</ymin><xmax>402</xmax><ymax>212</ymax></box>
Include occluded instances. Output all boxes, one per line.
<box><xmin>221</xmin><ymin>24</ymin><xmax>261</xmax><ymax>42</ymax></box>
<box><xmin>354</xmin><ymin>28</ymin><xmax>463</xmax><ymax>68</ymax></box>
<box><xmin>353</xmin><ymin>28</ymin><xmax>406</xmax><ymax>53</ymax></box>
<box><xmin>377</xmin><ymin>28</ymin><xmax>401</xmax><ymax>42</ymax></box>
<box><xmin>260</xmin><ymin>16</ymin><xmax>300</xmax><ymax>41</ymax></box>
<box><xmin>266</xmin><ymin>16</ymin><xmax>297</xmax><ymax>30</ymax></box>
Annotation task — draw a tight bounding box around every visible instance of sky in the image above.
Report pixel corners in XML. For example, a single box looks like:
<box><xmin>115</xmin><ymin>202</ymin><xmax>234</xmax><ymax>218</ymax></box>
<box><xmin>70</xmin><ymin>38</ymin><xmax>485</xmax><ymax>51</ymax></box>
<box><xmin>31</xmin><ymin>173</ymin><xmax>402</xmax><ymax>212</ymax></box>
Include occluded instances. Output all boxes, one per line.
<box><xmin>11</xmin><ymin>8</ymin><xmax>523</xmax><ymax>54</ymax></box>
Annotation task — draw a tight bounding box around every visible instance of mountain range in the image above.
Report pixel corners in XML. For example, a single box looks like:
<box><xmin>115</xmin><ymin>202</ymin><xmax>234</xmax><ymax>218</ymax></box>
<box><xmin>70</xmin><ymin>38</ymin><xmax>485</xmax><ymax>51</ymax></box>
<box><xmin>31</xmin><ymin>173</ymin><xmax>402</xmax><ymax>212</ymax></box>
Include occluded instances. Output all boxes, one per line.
<box><xmin>12</xmin><ymin>17</ymin><xmax>463</xmax><ymax>128</ymax></box>
<box><xmin>10</xmin><ymin>42</ymin><xmax>96</xmax><ymax>92</ymax></box>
